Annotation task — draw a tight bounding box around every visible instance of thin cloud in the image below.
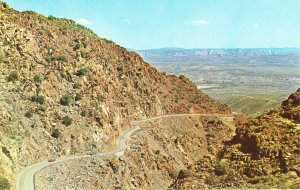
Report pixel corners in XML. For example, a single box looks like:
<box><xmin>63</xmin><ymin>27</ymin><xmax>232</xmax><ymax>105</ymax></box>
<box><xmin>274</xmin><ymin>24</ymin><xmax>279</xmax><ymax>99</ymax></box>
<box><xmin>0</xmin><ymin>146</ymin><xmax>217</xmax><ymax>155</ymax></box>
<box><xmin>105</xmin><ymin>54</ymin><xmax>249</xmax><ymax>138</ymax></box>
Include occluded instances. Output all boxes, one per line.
<box><xmin>76</xmin><ymin>18</ymin><xmax>93</xmax><ymax>26</ymax></box>
<box><xmin>185</xmin><ymin>19</ymin><xmax>210</xmax><ymax>26</ymax></box>
<box><xmin>121</xmin><ymin>19</ymin><xmax>132</xmax><ymax>25</ymax></box>
<box><xmin>254</xmin><ymin>23</ymin><xmax>259</xmax><ymax>29</ymax></box>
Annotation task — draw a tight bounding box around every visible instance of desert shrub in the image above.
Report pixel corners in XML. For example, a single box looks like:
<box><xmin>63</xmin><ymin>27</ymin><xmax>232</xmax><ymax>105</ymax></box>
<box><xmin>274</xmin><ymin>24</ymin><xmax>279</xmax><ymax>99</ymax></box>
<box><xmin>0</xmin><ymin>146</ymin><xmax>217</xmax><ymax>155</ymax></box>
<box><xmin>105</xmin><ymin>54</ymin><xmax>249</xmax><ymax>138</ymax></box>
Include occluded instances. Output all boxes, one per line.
<box><xmin>95</xmin><ymin>117</ymin><xmax>103</xmax><ymax>127</ymax></box>
<box><xmin>81</xmin><ymin>109</ymin><xmax>89</xmax><ymax>117</ymax></box>
<box><xmin>80</xmin><ymin>51</ymin><xmax>88</xmax><ymax>58</ymax></box>
<box><xmin>45</xmin><ymin>56</ymin><xmax>51</xmax><ymax>63</ymax></box>
<box><xmin>48</xmin><ymin>15</ymin><xmax>56</xmax><ymax>20</ymax></box>
<box><xmin>34</xmin><ymin>74</ymin><xmax>42</xmax><ymax>84</ymax></box>
<box><xmin>73</xmin><ymin>83</ymin><xmax>81</xmax><ymax>89</ymax></box>
<box><xmin>97</xmin><ymin>95</ymin><xmax>105</xmax><ymax>102</ymax></box>
<box><xmin>75</xmin><ymin>93</ymin><xmax>82</xmax><ymax>101</ymax></box>
<box><xmin>74</xmin><ymin>43</ymin><xmax>80</xmax><ymax>50</ymax></box>
<box><xmin>177</xmin><ymin>169</ymin><xmax>193</xmax><ymax>179</ymax></box>
<box><xmin>31</xmin><ymin>95</ymin><xmax>45</xmax><ymax>104</ymax></box>
<box><xmin>56</xmin><ymin>55</ymin><xmax>67</xmax><ymax>62</ymax></box>
<box><xmin>60</xmin><ymin>94</ymin><xmax>72</xmax><ymax>106</ymax></box>
<box><xmin>208</xmin><ymin>120</ymin><xmax>216</xmax><ymax>125</ymax></box>
<box><xmin>51</xmin><ymin>129</ymin><xmax>61</xmax><ymax>138</ymax></box>
<box><xmin>0</xmin><ymin>177</ymin><xmax>10</xmax><ymax>190</ymax></box>
<box><xmin>46</xmin><ymin>55</ymin><xmax>67</xmax><ymax>62</ymax></box>
<box><xmin>76</xmin><ymin>67</ymin><xmax>90</xmax><ymax>76</ymax></box>
<box><xmin>108</xmin><ymin>161</ymin><xmax>118</xmax><ymax>173</ymax></box>
<box><xmin>117</xmin><ymin>63</ymin><xmax>123</xmax><ymax>72</ymax></box>
<box><xmin>168</xmin><ymin>169</ymin><xmax>178</xmax><ymax>179</ymax></box>
<box><xmin>0</xmin><ymin>49</ymin><xmax>5</xmax><ymax>62</ymax></box>
<box><xmin>215</xmin><ymin>161</ymin><xmax>226</xmax><ymax>176</ymax></box>
<box><xmin>82</xmin><ymin>41</ymin><xmax>88</xmax><ymax>48</ymax></box>
<box><xmin>62</xmin><ymin>116</ymin><xmax>72</xmax><ymax>126</ymax></box>
<box><xmin>7</xmin><ymin>71</ymin><xmax>18</xmax><ymax>82</ymax></box>
<box><xmin>36</xmin><ymin>105</ymin><xmax>46</xmax><ymax>113</ymax></box>
<box><xmin>217</xmin><ymin>120</ymin><xmax>223</xmax><ymax>125</ymax></box>
<box><xmin>206</xmin><ymin>130</ymin><xmax>215</xmax><ymax>138</ymax></box>
<box><xmin>25</xmin><ymin>109</ymin><xmax>33</xmax><ymax>118</ymax></box>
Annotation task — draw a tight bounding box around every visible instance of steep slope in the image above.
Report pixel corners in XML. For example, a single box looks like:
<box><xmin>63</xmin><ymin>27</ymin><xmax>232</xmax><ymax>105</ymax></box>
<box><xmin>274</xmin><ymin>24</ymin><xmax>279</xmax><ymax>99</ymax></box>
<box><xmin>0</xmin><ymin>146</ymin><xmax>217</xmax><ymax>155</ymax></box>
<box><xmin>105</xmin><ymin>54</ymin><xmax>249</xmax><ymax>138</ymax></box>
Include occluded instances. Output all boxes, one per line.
<box><xmin>0</xmin><ymin>2</ymin><xmax>230</xmax><ymax>188</ymax></box>
<box><xmin>35</xmin><ymin>114</ymin><xmax>236</xmax><ymax>189</ymax></box>
<box><xmin>171</xmin><ymin>88</ymin><xmax>300</xmax><ymax>189</ymax></box>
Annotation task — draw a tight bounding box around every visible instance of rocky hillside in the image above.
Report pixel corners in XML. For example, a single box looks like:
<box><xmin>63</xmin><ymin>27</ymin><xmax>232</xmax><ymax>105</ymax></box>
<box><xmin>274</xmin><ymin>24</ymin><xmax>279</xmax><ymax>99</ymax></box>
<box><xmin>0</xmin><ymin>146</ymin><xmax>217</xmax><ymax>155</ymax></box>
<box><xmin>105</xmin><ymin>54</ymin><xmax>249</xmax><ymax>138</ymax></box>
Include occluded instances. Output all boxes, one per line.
<box><xmin>35</xmin><ymin>115</ymin><xmax>236</xmax><ymax>189</ymax></box>
<box><xmin>35</xmin><ymin>89</ymin><xmax>300</xmax><ymax>189</ymax></box>
<box><xmin>171</xmin><ymin>88</ymin><xmax>300</xmax><ymax>189</ymax></box>
<box><xmin>0</xmin><ymin>2</ymin><xmax>230</xmax><ymax>188</ymax></box>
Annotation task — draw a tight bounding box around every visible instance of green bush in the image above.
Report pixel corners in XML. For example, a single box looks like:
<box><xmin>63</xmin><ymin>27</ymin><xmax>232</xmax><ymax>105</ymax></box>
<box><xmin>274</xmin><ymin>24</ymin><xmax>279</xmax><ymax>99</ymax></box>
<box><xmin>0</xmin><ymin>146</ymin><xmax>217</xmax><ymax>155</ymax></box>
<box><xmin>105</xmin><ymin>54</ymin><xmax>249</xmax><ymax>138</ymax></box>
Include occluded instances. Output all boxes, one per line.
<box><xmin>34</xmin><ymin>74</ymin><xmax>42</xmax><ymax>84</ymax></box>
<box><xmin>80</xmin><ymin>51</ymin><xmax>88</xmax><ymax>58</ymax></box>
<box><xmin>177</xmin><ymin>169</ymin><xmax>193</xmax><ymax>179</ymax></box>
<box><xmin>215</xmin><ymin>161</ymin><xmax>226</xmax><ymax>176</ymax></box>
<box><xmin>81</xmin><ymin>109</ymin><xmax>89</xmax><ymax>117</ymax></box>
<box><xmin>97</xmin><ymin>95</ymin><xmax>105</xmax><ymax>102</ymax></box>
<box><xmin>31</xmin><ymin>95</ymin><xmax>45</xmax><ymax>104</ymax></box>
<box><xmin>51</xmin><ymin>129</ymin><xmax>61</xmax><ymax>138</ymax></box>
<box><xmin>36</xmin><ymin>106</ymin><xmax>46</xmax><ymax>113</ymax></box>
<box><xmin>108</xmin><ymin>161</ymin><xmax>118</xmax><ymax>173</ymax></box>
<box><xmin>7</xmin><ymin>71</ymin><xmax>18</xmax><ymax>82</ymax></box>
<box><xmin>73</xmin><ymin>83</ymin><xmax>81</xmax><ymax>89</ymax></box>
<box><xmin>117</xmin><ymin>63</ymin><xmax>123</xmax><ymax>72</ymax></box>
<box><xmin>56</xmin><ymin>55</ymin><xmax>67</xmax><ymax>62</ymax></box>
<box><xmin>0</xmin><ymin>49</ymin><xmax>5</xmax><ymax>62</ymax></box>
<box><xmin>74</xmin><ymin>43</ymin><xmax>81</xmax><ymax>50</ymax></box>
<box><xmin>82</xmin><ymin>41</ymin><xmax>88</xmax><ymax>48</ymax></box>
<box><xmin>62</xmin><ymin>116</ymin><xmax>72</xmax><ymax>126</ymax></box>
<box><xmin>0</xmin><ymin>177</ymin><xmax>10</xmax><ymax>190</ymax></box>
<box><xmin>168</xmin><ymin>169</ymin><xmax>178</xmax><ymax>179</ymax></box>
<box><xmin>75</xmin><ymin>93</ymin><xmax>82</xmax><ymax>101</ymax></box>
<box><xmin>25</xmin><ymin>109</ymin><xmax>33</xmax><ymax>118</ymax></box>
<box><xmin>48</xmin><ymin>15</ymin><xmax>56</xmax><ymax>20</ymax></box>
<box><xmin>76</xmin><ymin>67</ymin><xmax>90</xmax><ymax>76</ymax></box>
<box><xmin>60</xmin><ymin>94</ymin><xmax>72</xmax><ymax>106</ymax></box>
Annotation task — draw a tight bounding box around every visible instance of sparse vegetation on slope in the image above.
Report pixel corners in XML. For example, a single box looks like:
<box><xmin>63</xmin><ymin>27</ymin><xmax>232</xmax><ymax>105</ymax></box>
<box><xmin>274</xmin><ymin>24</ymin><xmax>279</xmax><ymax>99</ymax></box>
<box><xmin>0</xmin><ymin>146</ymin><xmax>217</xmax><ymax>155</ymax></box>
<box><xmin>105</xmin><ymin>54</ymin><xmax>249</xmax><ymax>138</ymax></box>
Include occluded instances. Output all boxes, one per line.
<box><xmin>0</xmin><ymin>2</ymin><xmax>229</xmax><ymax>188</ymax></box>
<box><xmin>171</xmin><ymin>89</ymin><xmax>300</xmax><ymax>189</ymax></box>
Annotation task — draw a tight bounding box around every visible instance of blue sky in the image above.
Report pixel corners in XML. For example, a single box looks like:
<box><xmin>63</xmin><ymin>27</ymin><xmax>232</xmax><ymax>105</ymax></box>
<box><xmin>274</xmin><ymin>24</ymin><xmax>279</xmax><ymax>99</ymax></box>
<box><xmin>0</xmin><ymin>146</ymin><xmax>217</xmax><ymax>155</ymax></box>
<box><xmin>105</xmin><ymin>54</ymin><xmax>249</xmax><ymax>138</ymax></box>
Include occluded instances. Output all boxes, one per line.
<box><xmin>3</xmin><ymin>0</ymin><xmax>300</xmax><ymax>49</ymax></box>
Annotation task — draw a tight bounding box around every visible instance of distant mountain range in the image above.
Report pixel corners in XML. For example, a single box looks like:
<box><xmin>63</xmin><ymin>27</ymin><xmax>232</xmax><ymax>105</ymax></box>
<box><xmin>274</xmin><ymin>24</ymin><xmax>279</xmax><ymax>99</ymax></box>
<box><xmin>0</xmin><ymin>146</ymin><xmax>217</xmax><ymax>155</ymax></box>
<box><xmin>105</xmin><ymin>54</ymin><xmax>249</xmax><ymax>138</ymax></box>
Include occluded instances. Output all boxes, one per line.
<box><xmin>136</xmin><ymin>48</ymin><xmax>300</xmax><ymax>65</ymax></box>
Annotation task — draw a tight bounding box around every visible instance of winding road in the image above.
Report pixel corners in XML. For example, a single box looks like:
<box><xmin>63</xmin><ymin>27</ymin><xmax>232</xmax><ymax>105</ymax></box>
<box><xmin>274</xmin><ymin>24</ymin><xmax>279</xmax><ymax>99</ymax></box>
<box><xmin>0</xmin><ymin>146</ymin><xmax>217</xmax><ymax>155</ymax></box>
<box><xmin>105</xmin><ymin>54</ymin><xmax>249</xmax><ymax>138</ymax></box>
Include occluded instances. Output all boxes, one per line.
<box><xmin>17</xmin><ymin>113</ymin><xmax>234</xmax><ymax>190</ymax></box>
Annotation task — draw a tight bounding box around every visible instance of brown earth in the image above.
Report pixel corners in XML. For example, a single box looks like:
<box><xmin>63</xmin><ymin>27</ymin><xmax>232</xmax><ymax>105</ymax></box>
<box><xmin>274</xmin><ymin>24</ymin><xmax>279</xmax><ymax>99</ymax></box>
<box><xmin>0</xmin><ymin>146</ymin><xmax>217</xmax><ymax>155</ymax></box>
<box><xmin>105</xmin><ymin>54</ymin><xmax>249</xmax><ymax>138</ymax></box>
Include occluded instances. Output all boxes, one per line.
<box><xmin>2</xmin><ymin>2</ymin><xmax>298</xmax><ymax>189</ymax></box>
<box><xmin>171</xmin><ymin>89</ymin><xmax>300</xmax><ymax>189</ymax></box>
<box><xmin>0</xmin><ymin>2</ymin><xmax>229</xmax><ymax>188</ymax></box>
<box><xmin>35</xmin><ymin>114</ymin><xmax>236</xmax><ymax>189</ymax></box>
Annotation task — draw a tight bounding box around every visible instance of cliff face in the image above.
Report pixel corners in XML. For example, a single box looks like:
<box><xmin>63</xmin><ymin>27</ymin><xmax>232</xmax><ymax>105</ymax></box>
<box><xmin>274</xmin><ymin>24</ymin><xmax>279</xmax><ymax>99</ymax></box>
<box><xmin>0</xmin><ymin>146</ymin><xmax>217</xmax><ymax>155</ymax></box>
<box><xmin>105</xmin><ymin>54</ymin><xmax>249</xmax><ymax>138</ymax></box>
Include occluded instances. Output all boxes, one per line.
<box><xmin>0</xmin><ymin>2</ymin><xmax>229</xmax><ymax>187</ymax></box>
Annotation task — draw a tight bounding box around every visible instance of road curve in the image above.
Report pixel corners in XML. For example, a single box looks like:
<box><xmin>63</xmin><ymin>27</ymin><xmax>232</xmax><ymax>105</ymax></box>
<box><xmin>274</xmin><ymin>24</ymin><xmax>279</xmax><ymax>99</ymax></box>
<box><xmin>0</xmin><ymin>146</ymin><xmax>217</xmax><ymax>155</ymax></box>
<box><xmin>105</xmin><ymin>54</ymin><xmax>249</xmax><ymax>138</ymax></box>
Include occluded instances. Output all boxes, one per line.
<box><xmin>17</xmin><ymin>125</ymin><xmax>141</xmax><ymax>190</ymax></box>
<box><xmin>17</xmin><ymin>113</ymin><xmax>234</xmax><ymax>190</ymax></box>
